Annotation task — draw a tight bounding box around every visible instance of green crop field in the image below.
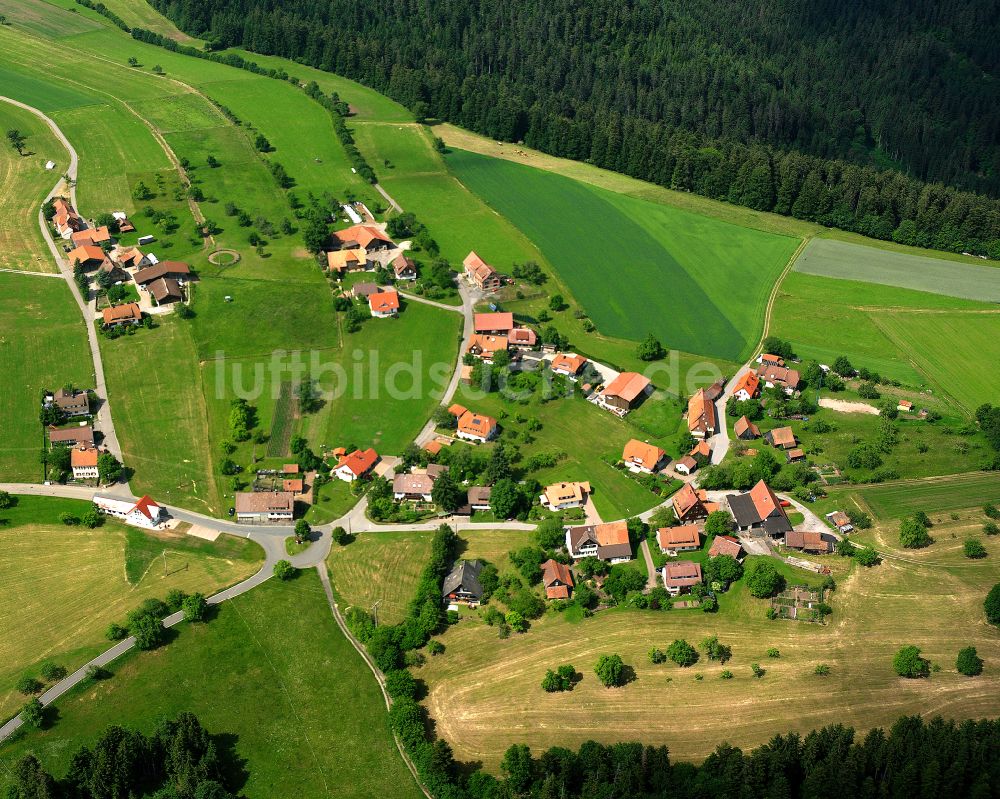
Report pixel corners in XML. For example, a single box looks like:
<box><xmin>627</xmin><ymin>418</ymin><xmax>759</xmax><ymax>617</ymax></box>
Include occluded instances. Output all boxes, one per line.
<box><xmin>0</xmin><ymin>101</ymin><xmax>65</xmax><ymax>273</ymax></box>
<box><xmin>0</xmin><ymin>495</ymin><xmax>262</xmax><ymax>719</ymax></box>
<box><xmin>873</xmin><ymin>311</ymin><xmax>1000</xmax><ymax>412</ymax></box>
<box><xmin>851</xmin><ymin>472</ymin><xmax>1000</xmax><ymax>519</ymax></box>
<box><xmin>769</xmin><ymin>271</ymin><xmax>995</xmax><ymax>387</ymax></box>
<box><xmin>0</xmin><ymin>572</ymin><xmax>424</xmax><ymax>799</ymax></box>
<box><xmin>0</xmin><ymin>273</ymin><xmax>92</xmax><ymax>482</ymax></box>
<box><xmin>0</xmin><ymin>0</ymin><xmax>102</xmax><ymax>39</ymax></box>
<box><xmin>447</xmin><ymin>148</ymin><xmax>799</xmax><ymax>361</ymax></box>
<box><xmin>420</xmin><ymin>533</ymin><xmax>1000</xmax><ymax>768</ymax></box>
<box><xmin>793</xmin><ymin>238</ymin><xmax>1000</xmax><ymax>302</ymax></box>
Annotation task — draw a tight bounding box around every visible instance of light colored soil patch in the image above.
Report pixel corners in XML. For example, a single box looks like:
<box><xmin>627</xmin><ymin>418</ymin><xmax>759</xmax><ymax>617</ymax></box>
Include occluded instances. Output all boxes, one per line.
<box><xmin>186</xmin><ymin>524</ymin><xmax>221</xmax><ymax>542</ymax></box>
<box><xmin>818</xmin><ymin>397</ymin><xmax>879</xmax><ymax>415</ymax></box>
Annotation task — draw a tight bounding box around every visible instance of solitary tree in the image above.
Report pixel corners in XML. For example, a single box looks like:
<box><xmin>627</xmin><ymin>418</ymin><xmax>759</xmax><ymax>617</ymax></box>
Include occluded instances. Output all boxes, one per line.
<box><xmin>636</xmin><ymin>333</ymin><xmax>666</xmax><ymax>361</ymax></box>
<box><xmin>899</xmin><ymin>517</ymin><xmax>932</xmax><ymax>549</ymax></box>
<box><xmin>964</xmin><ymin>539</ymin><xmax>987</xmax><ymax>559</ymax></box>
<box><xmin>744</xmin><ymin>559</ymin><xmax>785</xmax><ymax>598</ymax></box>
<box><xmin>294</xmin><ymin>519</ymin><xmax>311</xmax><ymax>544</ymax></box>
<box><xmin>594</xmin><ymin>654</ymin><xmax>626</xmax><ymax>687</ymax></box>
<box><xmin>666</xmin><ymin>639</ymin><xmax>699</xmax><ymax>667</ymax></box>
<box><xmin>182</xmin><ymin>593</ymin><xmax>209</xmax><ymax>622</ymax></box>
<box><xmin>956</xmin><ymin>646</ymin><xmax>983</xmax><ymax>676</ymax></box>
<box><xmin>985</xmin><ymin>583</ymin><xmax>1000</xmax><ymax>627</ymax></box>
<box><xmin>273</xmin><ymin>559</ymin><xmax>296</xmax><ymax>580</ymax></box>
<box><xmin>892</xmin><ymin>645</ymin><xmax>929</xmax><ymax>678</ymax></box>
<box><xmin>6</xmin><ymin>129</ymin><xmax>27</xmax><ymax>156</ymax></box>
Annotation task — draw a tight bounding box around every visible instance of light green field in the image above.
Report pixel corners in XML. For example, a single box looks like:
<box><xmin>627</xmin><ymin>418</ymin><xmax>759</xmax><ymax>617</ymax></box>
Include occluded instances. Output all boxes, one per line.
<box><xmin>850</xmin><ymin>472</ymin><xmax>1000</xmax><ymax>520</ymax></box>
<box><xmin>0</xmin><ymin>494</ymin><xmax>262</xmax><ymax>719</ymax></box>
<box><xmin>0</xmin><ymin>101</ymin><xmax>63</xmax><ymax>272</ymax></box>
<box><xmin>794</xmin><ymin>238</ymin><xmax>1000</xmax><ymax>302</ymax></box>
<box><xmin>0</xmin><ymin>273</ymin><xmax>92</xmax><ymax>482</ymax></box>
<box><xmin>0</xmin><ymin>572</ymin><xmax>424</xmax><ymax>799</ymax></box>
<box><xmin>421</xmin><ymin>530</ymin><xmax>1000</xmax><ymax>768</ymax></box>
<box><xmin>447</xmin><ymin>148</ymin><xmax>799</xmax><ymax>361</ymax></box>
<box><xmin>873</xmin><ymin>312</ymin><xmax>1000</xmax><ymax>412</ymax></box>
<box><xmin>0</xmin><ymin>0</ymin><xmax>101</xmax><ymax>38</ymax></box>
<box><xmin>770</xmin><ymin>271</ymin><xmax>995</xmax><ymax>387</ymax></box>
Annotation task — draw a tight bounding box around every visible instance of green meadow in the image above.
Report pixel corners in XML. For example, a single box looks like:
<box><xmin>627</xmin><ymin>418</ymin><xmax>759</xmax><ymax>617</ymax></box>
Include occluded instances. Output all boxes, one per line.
<box><xmin>851</xmin><ymin>472</ymin><xmax>1000</xmax><ymax>519</ymax></box>
<box><xmin>446</xmin><ymin>148</ymin><xmax>799</xmax><ymax>361</ymax></box>
<box><xmin>0</xmin><ymin>573</ymin><xmax>424</xmax><ymax>799</ymax></box>
<box><xmin>0</xmin><ymin>273</ymin><xmax>93</xmax><ymax>482</ymax></box>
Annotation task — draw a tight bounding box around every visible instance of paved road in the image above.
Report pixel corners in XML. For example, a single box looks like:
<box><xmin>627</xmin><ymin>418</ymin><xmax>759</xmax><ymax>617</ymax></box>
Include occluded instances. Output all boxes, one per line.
<box><xmin>0</xmin><ymin>95</ymin><xmax>127</xmax><ymax>471</ymax></box>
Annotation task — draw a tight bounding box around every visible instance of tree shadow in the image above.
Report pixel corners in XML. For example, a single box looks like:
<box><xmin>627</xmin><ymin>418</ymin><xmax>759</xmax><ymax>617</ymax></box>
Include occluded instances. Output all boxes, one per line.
<box><xmin>214</xmin><ymin>732</ymin><xmax>251</xmax><ymax>795</ymax></box>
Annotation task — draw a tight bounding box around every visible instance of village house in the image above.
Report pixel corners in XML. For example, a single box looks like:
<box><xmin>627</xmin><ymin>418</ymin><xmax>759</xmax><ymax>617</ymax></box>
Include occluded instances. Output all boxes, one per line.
<box><xmin>467</xmin><ymin>485</ymin><xmax>492</xmax><ymax>512</ymax></box>
<box><xmin>282</xmin><ymin>463</ymin><xmax>299</xmax><ymax>474</ymax></box>
<box><xmin>53</xmin><ymin>198</ymin><xmax>85</xmax><ymax>238</ymax></box>
<box><xmin>757</xmin><ymin>364</ymin><xmax>801</xmax><ymax>393</ymax></box>
<box><xmin>463</xmin><ymin>251</ymin><xmax>502</xmax><ymax>292</ymax></box>
<box><xmin>726</xmin><ymin>480</ymin><xmax>792</xmax><ymax>537</ymax></box>
<box><xmin>541</xmin><ymin>481</ymin><xmax>591</xmax><ymax>511</ymax></box>
<box><xmin>234</xmin><ymin>491</ymin><xmax>294</xmax><ymax>524</ymax></box>
<box><xmin>622</xmin><ymin>439</ymin><xmax>666</xmax><ymax>474</ymax></box>
<box><xmin>760</xmin><ymin>353</ymin><xmax>785</xmax><ymax>368</ymax></box>
<box><xmin>94</xmin><ymin>494</ymin><xmax>165</xmax><ymax>529</ymax></box>
<box><xmin>657</xmin><ymin>524</ymin><xmax>701</xmax><ymax>555</ymax></box>
<box><xmin>661</xmin><ymin>560</ymin><xmax>703</xmax><ymax>596</ymax></box>
<box><xmin>98</xmin><ymin>259</ymin><xmax>130</xmax><ymax>284</ymax></box>
<box><xmin>352</xmin><ymin>282</ymin><xmax>379</xmax><ymax>299</ymax></box>
<box><xmin>111</xmin><ymin>246</ymin><xmax>151</xmax><ymax>270</ymax></box>
<box><xmin>898</xmin><ymin>399</ymin><xmax>914</xmax><ymax>412</ymax></box>
<box><xmin>149</xmin><ymin>277</ymin><xmax>184</xmax><ymax>305</ymax></box>
<box><xmin>133</xmin><ymin>261</ymin><xmax>192</xmax><ymax>286</ymax></box>
<box><xmin>391</xmin><ymin>254</ymin><xmax>417</xmax><ymax>281</ymax></box>
<box><xmin>731</xmin><ymin>371</ymin><xmax>761</xmax><ymax>402</ymax></box>
<box><xmin>442</xmin><ymin>560</ymin><xmax>484</xmax><ymax>605</ymax></box>
<box><xmin>676</xmin><ymin>440</ymin><xmax>711</xmax><ymax>475</ymax></box>
<box><xmin>708</xmin><ymin>534</ymin><xmax>744</xmax><ymax>560</ymax></box>
<box><xmin>674</xmin><ymin>456</ymin><xmax>698</xmax><ymax>476</ymax></box>
<box><xmin>70</xmin><ymin>446</ymin><xmax>100</xmax><ymax>480</ymax></box>
<box><xmin>71</xmin><ymin>226</ymin><xmax>112</xmax><ymax>248</ymax></box>
<box><xmin>333</xmin><ymin>224</ymin><xmax>393</xmax><ymax>251</ymax></box>
<box><xmin>734</xmin><ymin>415</ymin><xmax>761</xmax><ymax>440</ymax></box>
<box><xmin>48</xmin><ymin>424</ymin><xmax>95</xmax><ymax>448</ymax></box>
<box><xmin>826</xmin><ymin>511</ymin><xmax>854</xmax><ymax>533</ymax></box>
<box><xmin>369</xmin><ymin>289</ymin><xmax>401</xmax><ymax>318</ymax></box>
<box><xmin>672</xmin><ymin>482</ymin><xmax>719</xmax><ymax>522</ymax></box>
<box><xmin>282</xmin><ymin>478</ymin><xmax>304</xmax><ymax>494</ymax></box>
<box><xmin>550</xmin><ymin>353</ymin><xmax>588</xmax><ymax>379</ymax></box>
<box><xmin>687</xmin><ymin>388</ymin><xmax>717</xmax><ymax>438</ymax></box>
<box><xmin>786</xmin><ymin>447</ymin><xmax>806</xmax><ymax>463</ymax></box>
<box><xmin>785</xmin><ymin>530</ymin><xmax>832</xmax><ymax>554</ymax></box>
<box><xmin>67</xmin><ymin>244</ymin><xmax>110</xmax><ymax>271</ymax></box>
<box><xmin>393</xmin><ymin>472</ymin><xmax>437</xmax><ymax>502</ymax></box>
<box><xmin>508</xmin><ymin>327</ymin><xmax>538</xmax><ymax>349</ymax></box>
<box><xmin>474</xmin><ymin>312</ymin><xmax>514</xmax><ymax>335</ymax></box>
<box><xmin>326</xmin><ymin>248</ymin><xmax>369</xmax><ymax>274</ymax></box>
<box><xmin>113</xmin><ymin>212</ymin><xmax>135</xmax><ymax>233</ymax></box>
<box><xmin>102</xmin><ymin>302</ymin><xmax>142</xmax><ymax>328</ymax></box>
<box><xmin>541</xmin><ymin>559</ymin><xmax>574</xmax><ymax>600</ymax></box>
<box><xmin>597</xmin><ymin>372</ymin><xmax>651</xmax><ymax>415</ymax></box>
<box><xmin>466</xmin><ymin>333</ymin><xmax>508</xmax><ymax>362</ymax></box>
<box><xmin>704</xmin><ymin>378</ymin><xmax>726</xmax><ymax>402</ymax></box>
<box><xmin>454</xmin><ymin>408</ymin><xmax>498</xmax><ymax>443</ymax></box>
<box><xmin>765</xmin><ymin>426</ymin><xmax>797</xmax><ymax>450</ymax></box>
<box><xmin>333</xmin><ymin>448</ymin><xmax>380</xmax><ymax>482</ymax></box>
<box><xmin>49</xmin><ymin>387</ymin><xmax>90</xmax><ymax>417</ymax></box>
<box><xmin>565</xmin><ymin>520</ymin><xmax>632</xmax><ymax>563</ymax></box>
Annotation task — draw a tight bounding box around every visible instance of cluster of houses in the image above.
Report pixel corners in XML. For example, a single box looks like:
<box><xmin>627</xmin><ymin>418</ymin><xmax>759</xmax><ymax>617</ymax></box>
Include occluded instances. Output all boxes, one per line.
<box><xmin>41</xmin><ymin>388</ymin><xmax>110</xmax><ymax>482</ymax></box>
<box><xmin>323</xmin><ymin>224</ymin><xmax>418</xmax><ymax>318</ymax></box>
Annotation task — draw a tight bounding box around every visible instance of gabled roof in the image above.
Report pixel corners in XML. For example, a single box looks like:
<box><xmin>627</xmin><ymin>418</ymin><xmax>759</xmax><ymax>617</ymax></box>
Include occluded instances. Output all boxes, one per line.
<box><xmin>761</xmin><ymin>353</ymin><xmax>785</xmax><ymax>366</ymax></box>
<box><xmin>708</xmin><ymin>535</ymin><xmax>743</xmax><ymax>559</ymax></box>
<box><xmin>704</xmin><ymin>379</ymin><xmax>726</xmax><ymax>402</ymax></box>
<box><xmin>463</xmin><ymin>251</ymin><xmax>491</xmax><ymax>273</ymax></box>
<box><xmin>393</xmin><ymin>472</ymin><xmax>435</xmax><ymax>495</ymax></box>
<box><xmin>467</xmin><ymin>334</ymin><xmax>508</xmax><ymax>356</ymax></box>
<box><xmin>673</xmin><ymin>483</ymin><xmax>708</xmax><ymax>520</ymax></box>
<box><xmin>67</xmin><ymin>244</ymin><xmax>106</xmax><ymax>264</ymax></box>
<box><xmin>687</xmin><ymin>388</ymin><xmax>717</xmax><ymax>434</ymax></box>
<box><xmin>149</xmin><ymin>277</ymin><xmax>183</xmax><ymax>302</ymax></box>
<box><xmin>509</xmin><ymin>327</ymin><xmax>537</xmax><ymax>346</ymax></box>
<box><xmin>541</xmin><ymin>559</ymin><xmax>574</xmax><ymax>589</ymax></box>
<box><xmin>48</xmin><ymin>424</ymin><xmax>94</xmax><ymax>445</ymax></box>
<box><xmin>758</xmin><ymin>364</ymin><xmax>801</xmax><ymax>389</ymax></box>
<box><xmin>663</xmin><ymin>560</ymin><xmax>702</xmax><ymax>587</ymax></box>
<box><xmin>689</xmin><ymin>440</ymin><xmax>712</xmax><ymax>459</ymax></box>
<box><xmin>734</xmin><ymin>416</ymin><xmax>761</xmax><ymax>438</ymax></box>
<box><xmin>71</xmin><ymin>446</ymin><xmax>99</xmax><ymax>467</ymax></box>
<box><xmin>102</xmin><ymin>303</ymin><xmax>142</xmax><ymax>324</ymax></box>
<box><xmin>785</xmin><ymin>530</ymin><xmax>830</xmax><ymax>552</ymax></box>
<box><xmin>467</xmin><ymin>485</ymin><xmax>491</xmax><ymax>505</ymax></box>
<box><xmin>457</xmin><ymin>410</ymin><xmax>497</xmax><ymax>438</ymax></box>
<box><xmin>543</xmin><ymin>481</ymin><xmax>590</xmax><ymax>506</ymax></box>
<box><xmin>749</xmin><ymin>480</ymin><xmax>784</xmax><ymax>521</ymax></box>
<box><xmin>474</xmin><ymin>312</ymin><xmax>514</xmax><ymax>332</ymax></box>
<box><xmin>336</xmin><ymin>448</ymin><xmax>379</xmax><ymax>476</ymax></box>
<box><xmin>391</xmin><ymin>254</ymin><xmax>416</xmax><ymax>276</ymax></box>
<box><xmin>369</xmin><ymin>290</ymin><xmax>400</xmax><ymax>313</ymax></box>
<box><xmin>333</xmin><ymin>224</ymin><xmax>391</xmax><ymax>248</ymax></box>
<box><xmin>71</xmin><ymin>226</ymin><xmax>111</xmax><ymax>246</ymax></box>
<box><xmin>326</xmin><ymin>248</ymin><xmax>367</xmax><ymax>271</ymax></box>
<box><xmin>732</xmin><ymin>370</ymin><xmax>760</xmax><ymax>397</ymax></box>
<box><xmin>550</xmin><ymin>353</ymin><xmax>587</xmax><ymax>375</ymax></box>
<box><xmin>601</xmin><ymin>372</ymin><xmax>650</xmax><ymax>402</ymax></box>
<box><xmin>623</xmin><ymin>439</ymin><xmax>665</xmax><ymax>468</ymax></box>
<box><xmin>767</xmin><ymin>426</ymin><xmax>796</xmax><ymax>448</ymax></box>
<box><xmin>130</xmin><ymin>495</ymin><xmax>163</xmax><ymax>520</ymax></box>
<box><xmin>657</xmin><ymin>524</ymin><xmax>700</xmax><ymax>549</ymax></box>
<box><xmin>442</xmin><ymin>560</ymin><xmax>483</xmax><ymax>599</ymax></box>
<box><xmin>282</xmin><ymin>479</ymin><xmax>304</xmax><ymax>492</ymax></box>
<box><xmin>567</xmin><ymin>521</ymin><xmax>631</xmax><ymax>560</ymax></box>
<box><xmin>234</xmin><ymin>491</ymin><xmax>294</xmax><ymax>513</ymax></box>
<box><xmin>133</xmin><ymin>261</ymin><xmax>191</xmax><ymax>285</ymax></box>
<box><xmin>448</xmin><ymin>404</ymin><xmax>468</xmax><ymax>417</ymax></box>
<box><xmin>282</xmin><ymin>464</ymin><xmax>300</xmax><ymax>474</ymax></box>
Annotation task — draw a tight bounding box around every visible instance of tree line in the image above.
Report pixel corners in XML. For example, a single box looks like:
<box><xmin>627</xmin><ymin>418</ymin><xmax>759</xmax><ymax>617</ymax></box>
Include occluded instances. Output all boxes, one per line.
<box><xmin>149</xmin><ymin>0</ymin><xmax>1000</xmax><ymax>258</ymax></box>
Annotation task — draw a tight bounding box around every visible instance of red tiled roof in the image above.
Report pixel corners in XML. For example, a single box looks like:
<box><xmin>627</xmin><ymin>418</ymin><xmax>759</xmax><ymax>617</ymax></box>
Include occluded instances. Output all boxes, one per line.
<box><xmin>457</xmin><ymin>410</ymin><xmax>497</xmax><ymax>438</ymax></box>
<box><xmin>602</xmin><ymin>372</ymin><xmax>650</xmax><ymax>402</ymax></box>
<box><xmin>337</xmin><ymin>448</ymin><xmax>379</xmax><ymax>476</ymax></box>
<box><xmin>732</xmin><ymin>371</ymin><xmax>760</xmax><ymax>398</ymax></box>
<box><xmin>369</xmin><ymin>290</ymin><xmax>400</xmax><ymax>313</ymax></box>
<box><xmin>708</xmin><ymin>535</ymin><xmax>743</xmax><ymax>559</ymax></box>
<box><xmin>550</xmin><ymin>353</ymin><xmax>587</xmax><ymax>375</ymax></box>
<box><xmin>333</xmin><ymin>225</ymin><xmax>391</xmax><ymax>248</ymax></box>
<box><xmin>657</xmin><ymin>524</ymin><xmax>700</xmax><ymax>549</ymax></box>
<box><xmin>474</xmin><ymin>312</ymin><xmax>514</xmax><ymax>332</ymax></box>
<box><xmin>101</xmin><ymin>303</ymin><xmax>141</xmax><ymax>324</ymax></box>
<box><xmin>749</xmin><ymin>480</ymin><xmax>784</xmax><ymax>521</ymax></box>
<box><xmin>623</xmin><ymin>439</ymin><xmax>665</xmax><ymax>469</ymax></box>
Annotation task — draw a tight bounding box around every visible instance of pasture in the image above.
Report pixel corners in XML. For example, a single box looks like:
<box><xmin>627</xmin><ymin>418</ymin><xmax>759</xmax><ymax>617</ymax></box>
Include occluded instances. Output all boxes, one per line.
<box><xmin>0</xmin><ymin>273</ymin><xmax>92</xmax><ymax>482</ymax></box>
<box><xmin>793</xmin><ymin>238</ymin><xmax>1000</xmax><ymax>302</ymax></box>
<box><xmin>0</xmin><ymin>573</ymin><xmax>424</xmax><ymax>799</ymax></box>
<box><xmin>769</xmin><ymin>271</ymin><xmax>993</xmax><ymax>387</ymax></box>
<box><xmin>874</xmin><ymin>311</ymin><xmax>1000</xmax><ymax>412</ymax></box>
<box><xmin>850</xmin><ymin>472</ymin><xmax>1000</xmax><ymax>520</ymax></box>
<box><xmin>419</xmin><ymin>533</ymin><xmax>1000</xmax><ymax>769</ymax></box>
<box><xmin>0</xmin><ymin>495</ymin><xmax>262</xmax><ymax>719</ymax></box>
<box><xmin>0</xmin><ymin>101</ymin><xmax>64</xmax><ymax>273</ymax></box>
<box><xmin>446</xmin><ymin>148</ymin><xmax>799</xmax><ymax>361</ymax></box>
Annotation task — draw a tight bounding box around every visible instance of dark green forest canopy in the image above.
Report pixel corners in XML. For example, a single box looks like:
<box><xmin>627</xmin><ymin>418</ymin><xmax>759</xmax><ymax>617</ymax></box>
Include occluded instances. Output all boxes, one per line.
<box><xmin>152</xmin><ymin>0</ymin><xmax>1000</xmax><ymax>256</ymax></box>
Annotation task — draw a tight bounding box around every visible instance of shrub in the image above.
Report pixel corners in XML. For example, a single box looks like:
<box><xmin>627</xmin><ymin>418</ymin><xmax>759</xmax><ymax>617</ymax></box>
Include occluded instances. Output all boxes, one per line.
<box><xmin>964</xmin><ymin>539</ymin><xmax>987</xmax><ymax>559</ymax></box>
<box><xmin>751</xmin><ymin>663</ymin><xmax>765</xmax><ymax>678</ymax></box>
<box><xmin>666</xmin><ymin>639</ymin><xmax>699</xmax><ymax>667</ymax></box>
<box><xmin>182</xmin><ymin>593</ymin><xmax>209</xmax><ymax>622</ymax></box>
<box><xmin>815</xmin><ymin>664</ymin><xmax>831</xmax><ymax>676</ymax></box>
<box><xmin>956</xmin><ymin>647</ymin><xmax>983</xmax><ymax>677</ymax></box>
<box><xmin>594</xmin><ymin>654</ymin><xmax>626</xmax><ymax>687</ymax></box>
<box><xmin>16</xmin><ymin>676</ymin><xmax>41</xmax><ymax>695</ymax></box>
<box><xmin>985</xmin><ymin>522</ymin><xmax>1000</xmax><ymax>536</ymax></box>
<box><xmin>505</xmin><ymin>610</ymin><xmax>528</xmax><ymax>633</ymax></box>
<box><xmin>899</xmin><ymin>517</ymin><xmax>932</xmax><ymax>549</ymax></box>
<box><xmin>720</xmin><ymin>670</ymin><xmax>734</xmax><ymax>679</ymax></box>
<box><xmin>854</xmin><ymin>547</ymin><xmax>880</xmax><ymax>567</ymax></box>
<box><xmin>273</xmin><ymin>559</ymin><xmax>296</xmax><ymax>580</ymax></box>
<box><xmin>106</xmin><ymin>622</ymin><xmax>127</xmax><ymax>641</ymax></box>
<box><xmin>893</xmin><ymin>645</ymin><xmax>929</xmax><ymax>678</ymax></box>
<box><xmin>744</xmin><ymin>559</ymin><xmax>785</xmax><ymax>598</ymax></box>
<box><xmin>165</xmin><ymin>588</ymin><xmax>188</xmax><ymax>613</ymax></box>
<box><xmin>766</xmin><ymin>648</ymin><xmax>780</xmax><ymax>658</ymax></box>
<box><xmin>39</xmin><ymin>662</ymin><xmax>66</xmax><ymax>682</ymax></box>
<box><xmin>985</xmin><ymin>583</ymin><xmax>1000</xmax><ymax>626</ymax></box>
<box><xmin>648</xmin><ymin>648</ymin><xmax>667</xmax><ymax>664</ymax></box>
<box><xmin>984</xmin><ymin>503</ymin><xmax>1000</xmax><ymax>519</ymax></box>
<box><xmin>700</xmin><ymin>636</ymin><xmax>731</xmax><ymax>663</ymax></box>
<box><xmin>427</xmin><ymin>640</ymin><xmax>445</xmax><ymax>656</ymax></box>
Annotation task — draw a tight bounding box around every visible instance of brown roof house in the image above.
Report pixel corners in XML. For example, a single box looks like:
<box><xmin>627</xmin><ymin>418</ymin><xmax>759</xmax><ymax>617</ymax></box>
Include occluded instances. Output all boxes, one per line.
<box><xmin>48</xmin><ymin>424</ymin><xmax>94</xmax><ymax>448</ymax></box>
<box><xmin>622</xmin><ymin>439</ymin><xmax>666</xmax><ymax>474</ymax></box>
<box><xmin>708</xmin><ymin>534</ymin><xmax>744</xmax><ymax>560</ymax></box>
<box><xmin>234</xmin><ymin>491</ymin><xmax>294</xmax><ymax>524</ymax></box>
<box><xmin>757</xmin><ymin>364</ymin><xmax>801</xmax><ymax>394</ymax></box>
<box><xmin>49</xmin><ymin>387</ymin><xmax>90</xmax><ymax>417</ymax></box>
<box><xmin>509</xmin><ymin>327</ymin><xmax>538</xmax><ymax>349</ymax></box>
<box><xmin>540</xmin><ymin>481</ymin><xmax>590</xmax><ymax>511</ymax></box>
<box><xmin>765</xmin><ymin>426</ymin><xmax>797</xmax><ymax>450</ymax></box>
<box><xmin>393</xmin><ymin>471</ymin><xmax>438</xmax><ymax>502</ymax></box>
<box><xmin>826</xmin><ymin>511</ymin><xmax>854</xmax><ymax>533</ymax></box>
<box><xmin>677</xmin><ymin>440</ymin><xmax>711</xmax><ymax>475</ymax></box>
<box><xmin>565</xmin><ymin>521</ymin><xmax>632</xmax><ymax>563</ymax></box>
<box><xmin>598</xmin><ymin>372</ymin><xmax>651</xmax><ymax>416</ymax></box>
<box><xmin>541</xmin><ymin>559</ymin><xmax>574</xmax><ymax>600</ymax></box>
<box><xmin>149</xmin><ymin>277</ymin><xmax>184</xmax><ymax>305</ymax></box>
<box><xmin>734</xmin><ymin>416</ymin><xmax>761</xmax><ymax>440</ymax></box>
<box><xmin>463</xmin><ymin>251</ymin><xmax>502</xmax><ymax>292</ymax></box>
<box><xmin>467</xmin><ymin>486</ymin><xmax>492</xmax><ymax>512</ymax></box>
<box><xmin>101</xmin><ymin>302</ymin><xmax>142</xmax><ymax>328</ymax></box>
<box><xmin>672</xmin><ymin>482</ymin><xmax>719</xmax><ymax>522</ymax></box>
<box><xmin>687</xmin><ymin>388</ymin><xmax>717</xmax><ymax>438</ymax></box>
<box><xmin>661</xmin><ymin>560</ymin><xmax>703</xmax><ymax>596</ymax></box>
<box><xmin>785</xmin><ymin>530</ymin><xmax>832</xmax><ymax>554</ymax></box>
<box><xmin>391</xmin><ymin>254</ymin><xmax>417</xmax><ymax>281</ymax></box>
<box><xmin>134</xmin><ymin>261</ymin><xmax>191</xmax><ymax>285</ymax></box>
<box><xmin>726</xmin><ymin>480</ymin><xmax>791</xmax><ymax>537</ymax></box>
<box><xmin>657</xmin><ymin>524</ymin><xmax>701</xmax><ymax>555</ymax></box>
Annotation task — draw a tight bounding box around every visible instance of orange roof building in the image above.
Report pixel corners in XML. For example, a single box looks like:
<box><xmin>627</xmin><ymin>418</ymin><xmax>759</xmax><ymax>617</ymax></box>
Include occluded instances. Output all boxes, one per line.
<box><xmin>466</xmin><ymin>333</ymin><xmax>508</xmax><ymax>361</ymax></box>
<box><xmin>67</xmin><ymin>244</ymin><xmax>108</xmax><ymax>269</ymax></box>
<box><xmin>101</xmin><ymin>302</ymin><xmax>142</xmax><ymax>327</ymax></box>
<box><xmin>326</xmin><ymin>248</ymin><xmax>368</xmax><ymax>273</ymax></box>
<box><xmin>599</xmin><ymin>372</ymin><xmax>651</xmax><ymax>413</ymax></box>
<box><xmin>474</xmin><ymin>312</ymin><xmax>514</xmax><ymax>333</ymax></box>
<box><xmin>334</xmin><ymin>448</ymin><xmax>380</xmax><ymax>481</ymax></box>
<box><xmin>657</xmin><ymin>524</ymin><xmax>701</xmax><ymax>554</ymax></box>
<box><xmin>687</xmin><ymin>388</ymin><xmax>717</xmax><ymax>438</ymax></box>
<box><xmin>550</xmin><ymin>353</ymin><xmax>588</xmax><ymax>377</ymax></box>
<box><xmin>455</xmin><ymin>410</ymin><xmax>498</xmax><ymax>443</ymax></box>
<box><xmin>333</xmin><ymin>224</ymin><xmax>392</xmax><ymax>249</ymax></box>
<box><xmin>734</xmin><ymin>415</ymin><xmax>761</xmax><ymax>440</ymax></box>
<box><xmin>622</xmin><ymin>439</ymin><xmax>666</xmax><ymax>473</ymax></box>
<box><xmin>463</xmin><ymin>251</ymin><xmax>502</xmax><ymax>291</ymax></box>
<box><xmin>541</xmin><ymin>559</ymin><xmax>574</xmax><ymax>600</ymax></box>
<box><xmin>731</xmin><ymin>370</ymin><xmax>761</xmax><ymax>401</ymax></box>
<box><xmin>541</xmin><ymin>481</ymin><xmax>591</xmax><ymax>510</ymax></box>
<box><xmin>708</xmin><ymin>535</ymin><xmax>744</xmax><ymax>560</ymax></box>
<box><xmin>71</xmin><ymin>226</ymin><xmax>112</xmax><ymax>247</ymax></box>
<box><xmin>673</xmin><ymin>482</ymin><xmax>718</xmax><ymax>521</ymax></box>
<box><xmin>368</xmin><ymin>289</ymin><xmax>400</xmax><ymax>317</ymax></box>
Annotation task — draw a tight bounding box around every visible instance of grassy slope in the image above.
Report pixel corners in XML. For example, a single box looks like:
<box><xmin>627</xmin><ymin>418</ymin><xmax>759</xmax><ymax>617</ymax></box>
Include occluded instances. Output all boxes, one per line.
<box><xmin>420</xmin><ymin>529</ymin><xmax>1000</xmax><ymax>768</ymax></box>
<box><xmin>0</xmin><ymin>273</ymin><xmax>93</xmax><ymax>481</ymax></box>
<box><xmin>0</xmin><ymin>495</ymin><xmax>262</xmax><ymax>719</ymax></box>
<box><xmin>0</xmin><ymin>573</ymin><xmax>423</xmax><ymax>799</ymax></box>
<box><xmin>847</xmin><ymin>472</ymin><xmax>1000</xmax><ymax>520</ymax></box>
<box><xmin>0</xmin><ymin>102</ymin><xmax>63</xmax><ymax>273</ymax></box>
<box><xmin>447</xmin><ymin>148</ymin><xmax>798</xmax><ymax>361</ymax></box>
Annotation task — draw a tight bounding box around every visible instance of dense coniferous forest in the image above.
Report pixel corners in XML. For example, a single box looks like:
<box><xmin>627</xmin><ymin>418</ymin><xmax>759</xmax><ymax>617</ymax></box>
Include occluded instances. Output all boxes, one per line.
<box><xmin>149</xmin><ymin>0</ymin><xmax>1000</xmax><ymax>256</ymax></box>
